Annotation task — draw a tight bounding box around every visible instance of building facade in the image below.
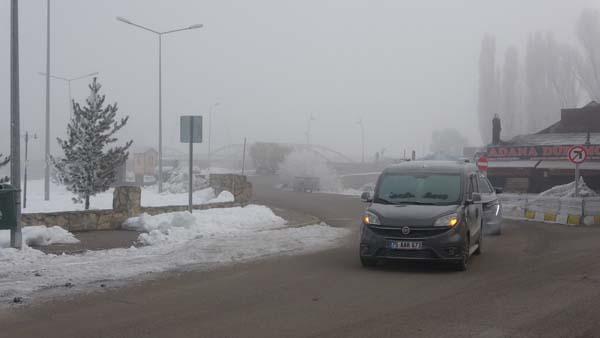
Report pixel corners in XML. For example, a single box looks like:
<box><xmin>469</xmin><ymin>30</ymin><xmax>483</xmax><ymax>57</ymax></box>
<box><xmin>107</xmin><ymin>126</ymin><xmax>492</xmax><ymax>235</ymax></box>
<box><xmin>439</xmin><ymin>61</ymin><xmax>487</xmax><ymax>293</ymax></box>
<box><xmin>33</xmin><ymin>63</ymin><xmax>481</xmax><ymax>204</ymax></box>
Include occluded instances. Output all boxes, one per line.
<box><xmin>486</xmin><ymin>102</ymin><xmax>600</xmax><ymax>193</ymax></box>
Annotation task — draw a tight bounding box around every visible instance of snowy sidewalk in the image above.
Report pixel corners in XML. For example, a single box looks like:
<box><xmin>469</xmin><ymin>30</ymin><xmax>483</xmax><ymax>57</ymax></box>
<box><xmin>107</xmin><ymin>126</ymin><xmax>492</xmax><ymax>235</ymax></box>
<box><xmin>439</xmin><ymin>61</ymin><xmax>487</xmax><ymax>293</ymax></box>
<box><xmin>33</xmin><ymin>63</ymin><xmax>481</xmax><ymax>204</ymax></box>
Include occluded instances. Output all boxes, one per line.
<box><xmin>32</xmin><ymin>206</ymin><xmax>320</xmax><ymax>255</ymax></box>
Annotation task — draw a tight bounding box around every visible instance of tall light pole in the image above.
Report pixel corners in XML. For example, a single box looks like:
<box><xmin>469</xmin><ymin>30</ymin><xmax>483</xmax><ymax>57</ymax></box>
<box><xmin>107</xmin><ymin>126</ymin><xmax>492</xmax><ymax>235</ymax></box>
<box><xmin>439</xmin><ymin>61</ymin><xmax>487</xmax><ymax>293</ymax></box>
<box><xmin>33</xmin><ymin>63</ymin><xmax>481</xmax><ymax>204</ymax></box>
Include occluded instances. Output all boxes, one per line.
<box><xmin>38</xmin><ymin>72</ymin><xmax>99</xmax><ymax>118</ymax></box>
<box><xmin>207</xmin><ymin>102</ymin><xmax>220</xmax><ymax>172</ymax></box>
<box><xmin>10</xmin><ymin>0</ymin><xmax>22</xmax><ymax>248</ymax></box>
<box><xmin>117</xmin><ymin>17</ymin><xmax>204</xmax><ymax>193</ymax></box>
<box><xmin>357</xmin><ymin>118</ymin><xmax>365</xmax><ymax>163</ymax></box>
<box><xmin>22</xmin><ymin>132</ymin><xmax>38</xmax><ymax>209</ymax></box>
<box><xmin>306</xmin><ymin>114</ymin><xmax>316</xmax><ymax>146</ymax></box>
<box><xmin>44</xmin><ymin>0</ymin><xmax>51</xmax><ymax>201</ymax></box>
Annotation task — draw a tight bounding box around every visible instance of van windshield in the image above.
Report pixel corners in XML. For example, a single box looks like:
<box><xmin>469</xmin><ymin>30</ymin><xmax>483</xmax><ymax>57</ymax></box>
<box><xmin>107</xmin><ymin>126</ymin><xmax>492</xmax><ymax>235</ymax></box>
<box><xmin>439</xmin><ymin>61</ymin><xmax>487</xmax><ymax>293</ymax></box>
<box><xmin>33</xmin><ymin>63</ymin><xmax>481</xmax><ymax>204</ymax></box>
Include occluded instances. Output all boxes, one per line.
<box><xmin>375</xmin><ymin>173</ymin><xmax>462</xmax><ymax>205</ymax></box>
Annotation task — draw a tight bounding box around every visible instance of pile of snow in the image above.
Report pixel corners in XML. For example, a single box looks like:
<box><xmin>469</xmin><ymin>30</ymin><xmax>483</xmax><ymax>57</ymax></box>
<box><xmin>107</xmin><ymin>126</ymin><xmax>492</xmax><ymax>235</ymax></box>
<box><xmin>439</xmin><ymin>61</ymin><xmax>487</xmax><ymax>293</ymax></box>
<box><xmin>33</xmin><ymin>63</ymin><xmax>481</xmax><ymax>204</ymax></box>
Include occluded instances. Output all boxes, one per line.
<box><xmin>538</xmin><ymin>178</ymin><xmax>598</xmax><ymax>198</ymax></box>
<box><xmin>209</xmin><ymin>191</ymin><xmax>235</xmax><ymax>203</ymax></box>
<box><xmin>163</xmin><ymin>166</ymin><xmax>209</xmax><ymax>194</ymax></box>
<box><xmin>0</xmin><ymin>205</ymin><xmax>349</xmax><ymax>304</ymax></box>
<box><xmin>125</xmin><ymin>205</ymin><xmax>286</xmax><ymax>246</ymax></box>
<box><xmin>141</xmin><ymin>186</ymin><xmax>233</xmax><ymax>207</ymax></box>
<box><xmin>0</xmin><ymin>226</ymin><xmax>79</xmax><ymax>249</ymax></box>
<box><xmin>279</xmin><ymin>151</ymin><xmax>342</xmax><ymax>192</ymax></box>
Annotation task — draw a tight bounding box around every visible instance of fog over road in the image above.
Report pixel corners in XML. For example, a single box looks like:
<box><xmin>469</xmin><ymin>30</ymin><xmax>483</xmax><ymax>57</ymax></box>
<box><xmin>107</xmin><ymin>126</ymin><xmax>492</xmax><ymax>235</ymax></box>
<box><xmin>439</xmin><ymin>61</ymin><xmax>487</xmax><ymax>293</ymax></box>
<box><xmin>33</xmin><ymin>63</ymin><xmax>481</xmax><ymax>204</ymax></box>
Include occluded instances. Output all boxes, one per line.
<box><xmin>2</xmin><ymin>175</ymin><xmax>600</xmax><ymax>337</ymax></box>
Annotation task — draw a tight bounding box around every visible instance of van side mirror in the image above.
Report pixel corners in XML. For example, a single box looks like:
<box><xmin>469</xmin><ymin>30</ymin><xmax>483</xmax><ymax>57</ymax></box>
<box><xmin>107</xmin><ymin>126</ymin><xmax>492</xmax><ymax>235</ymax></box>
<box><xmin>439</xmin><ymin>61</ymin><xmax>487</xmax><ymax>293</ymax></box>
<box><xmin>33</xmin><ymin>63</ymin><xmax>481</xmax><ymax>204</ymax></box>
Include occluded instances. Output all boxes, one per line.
<box><xmin>361</xmin><ymin>192</ymin><xmax>373</xmax><ymax>203</ymax></box>
<box><xmin>494</xmin><ymin>187</ymin><xmax>503</xmax><ymax>194</ymax></box>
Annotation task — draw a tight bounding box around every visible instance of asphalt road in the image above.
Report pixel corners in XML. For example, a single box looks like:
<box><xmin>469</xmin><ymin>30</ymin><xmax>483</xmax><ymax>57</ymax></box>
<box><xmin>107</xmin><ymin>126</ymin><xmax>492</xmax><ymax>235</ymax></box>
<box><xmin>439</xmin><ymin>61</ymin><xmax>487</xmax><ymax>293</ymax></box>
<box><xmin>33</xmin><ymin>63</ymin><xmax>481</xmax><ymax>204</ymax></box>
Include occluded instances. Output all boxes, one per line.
<box><xmin>2</xmin><ymin>176</ymin><xmax>600</xmax><ymax>337</ymax></box>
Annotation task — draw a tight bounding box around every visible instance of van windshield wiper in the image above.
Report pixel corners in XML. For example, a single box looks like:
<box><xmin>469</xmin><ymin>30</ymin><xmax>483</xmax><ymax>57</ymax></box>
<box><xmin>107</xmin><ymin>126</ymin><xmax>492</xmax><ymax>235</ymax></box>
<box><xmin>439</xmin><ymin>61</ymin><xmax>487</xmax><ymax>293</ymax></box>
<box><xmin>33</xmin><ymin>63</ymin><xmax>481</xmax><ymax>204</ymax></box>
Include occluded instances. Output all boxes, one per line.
<box><xmin>374</xmin><ymin>198</ymin><xmax>395</xmax><ymax>205</ymax></box>
<box><xmin>394</xmin><ymin>201</ymin><xmax>439</xmax><ymax>206</ymax></box>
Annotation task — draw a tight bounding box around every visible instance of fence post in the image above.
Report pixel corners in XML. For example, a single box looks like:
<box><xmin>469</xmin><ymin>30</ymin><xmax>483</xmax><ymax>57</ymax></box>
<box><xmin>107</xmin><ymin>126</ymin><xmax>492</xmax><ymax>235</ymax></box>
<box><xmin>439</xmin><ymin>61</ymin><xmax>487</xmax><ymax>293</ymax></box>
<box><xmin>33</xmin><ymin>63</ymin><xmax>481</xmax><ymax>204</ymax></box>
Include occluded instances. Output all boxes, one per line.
<box><xmin>582</xmin><ymin>198</ymin><xmax>586</xmax><ymax>221</ymax></box>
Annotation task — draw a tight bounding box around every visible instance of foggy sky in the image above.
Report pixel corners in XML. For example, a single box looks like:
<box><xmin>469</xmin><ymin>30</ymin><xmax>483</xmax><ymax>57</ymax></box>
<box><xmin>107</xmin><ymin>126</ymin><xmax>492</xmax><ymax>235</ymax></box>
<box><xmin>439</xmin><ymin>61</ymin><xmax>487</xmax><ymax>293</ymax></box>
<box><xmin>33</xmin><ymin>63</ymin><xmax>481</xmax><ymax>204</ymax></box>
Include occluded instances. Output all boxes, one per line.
<box><xmin>1</xmin><ymin>0</ymin><xmax>598</xmax><ymax>166</ymax></box>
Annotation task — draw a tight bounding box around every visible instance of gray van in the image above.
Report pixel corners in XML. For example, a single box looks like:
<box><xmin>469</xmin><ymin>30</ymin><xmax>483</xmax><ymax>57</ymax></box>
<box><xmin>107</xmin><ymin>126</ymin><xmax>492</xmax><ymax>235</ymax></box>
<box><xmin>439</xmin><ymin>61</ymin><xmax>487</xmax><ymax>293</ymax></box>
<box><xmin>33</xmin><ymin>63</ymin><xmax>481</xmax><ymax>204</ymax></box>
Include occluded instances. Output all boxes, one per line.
<box><xmin>477</xmin><ymin>172</ymin><xmax>504</xmax><ymax>235</ymax></box>
<box><xmin>360</xmin><ymin>161</ymin><xmax>484</xmax><ymax>271</ymax></box>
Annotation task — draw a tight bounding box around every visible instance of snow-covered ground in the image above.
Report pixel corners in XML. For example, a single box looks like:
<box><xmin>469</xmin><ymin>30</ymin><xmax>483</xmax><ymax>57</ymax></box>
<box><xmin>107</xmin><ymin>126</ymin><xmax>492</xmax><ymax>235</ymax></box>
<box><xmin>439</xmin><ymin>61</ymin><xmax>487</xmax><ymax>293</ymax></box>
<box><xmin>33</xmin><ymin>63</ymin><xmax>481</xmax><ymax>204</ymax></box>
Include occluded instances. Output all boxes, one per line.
<box><xmin>22</xmin><ymin>179</ymin><xmax>233</xmax><ymax>214</ymax></box>
<box><xmin>0</xmin><ymin>205</ymin><xmax>349</xmax><ymax>305</ymax></box>
<box><xmin>0</xmin><ymin>226</ymin><xmax>79</xmax><ymax>249</ymax></box>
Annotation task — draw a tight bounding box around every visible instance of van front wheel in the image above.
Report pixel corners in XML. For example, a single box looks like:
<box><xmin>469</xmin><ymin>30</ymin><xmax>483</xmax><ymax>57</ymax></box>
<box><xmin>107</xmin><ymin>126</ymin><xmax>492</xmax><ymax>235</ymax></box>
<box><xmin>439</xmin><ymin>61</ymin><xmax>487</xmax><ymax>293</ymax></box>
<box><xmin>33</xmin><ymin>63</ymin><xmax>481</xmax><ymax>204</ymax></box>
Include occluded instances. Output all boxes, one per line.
<box><xmin>454</xmin><ymin>236</ymin><xmax>470</xmax><ymax>271</ymax></box>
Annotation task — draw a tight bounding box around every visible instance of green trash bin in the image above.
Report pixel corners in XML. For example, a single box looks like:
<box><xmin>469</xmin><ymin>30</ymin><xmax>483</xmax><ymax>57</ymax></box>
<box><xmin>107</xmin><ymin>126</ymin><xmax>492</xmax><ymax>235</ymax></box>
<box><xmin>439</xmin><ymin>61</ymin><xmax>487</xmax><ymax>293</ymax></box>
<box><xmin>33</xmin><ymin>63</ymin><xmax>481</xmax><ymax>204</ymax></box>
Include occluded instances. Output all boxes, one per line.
<box><xmin>0</xmin><ymin>184</ymin><xmax>17</xmax><ymax>231</ymax></box>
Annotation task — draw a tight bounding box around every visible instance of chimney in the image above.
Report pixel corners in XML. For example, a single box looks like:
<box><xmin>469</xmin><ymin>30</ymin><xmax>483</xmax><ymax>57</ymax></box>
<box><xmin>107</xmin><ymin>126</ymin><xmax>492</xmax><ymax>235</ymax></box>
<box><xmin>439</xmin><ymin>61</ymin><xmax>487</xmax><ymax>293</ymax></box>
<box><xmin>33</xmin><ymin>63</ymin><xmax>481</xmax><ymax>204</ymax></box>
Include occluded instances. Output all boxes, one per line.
<box><xmin>492</xmin><ymin>114</ymin><xmax>502</xmax><ymax>145</ymax></box>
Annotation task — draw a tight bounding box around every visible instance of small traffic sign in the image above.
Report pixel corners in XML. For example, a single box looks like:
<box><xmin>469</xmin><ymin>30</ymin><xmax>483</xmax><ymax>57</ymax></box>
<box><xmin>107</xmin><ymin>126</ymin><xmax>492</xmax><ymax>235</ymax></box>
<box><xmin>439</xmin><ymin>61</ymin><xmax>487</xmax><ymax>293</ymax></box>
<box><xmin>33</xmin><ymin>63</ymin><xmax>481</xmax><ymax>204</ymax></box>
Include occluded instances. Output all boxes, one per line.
<box><xmin>180</xmin><ymin>116</ymin><xmax>203</xmax><ymax>143</ymax></box>
<box><xmin>568</xmin><ymin>146</ymin><xmax>587</xmax><ymax>165</ymax></box>
<box><xmin>477</xmin><ymin>156</ymin><xmax>489</xmax><ymax>171</ymax></box>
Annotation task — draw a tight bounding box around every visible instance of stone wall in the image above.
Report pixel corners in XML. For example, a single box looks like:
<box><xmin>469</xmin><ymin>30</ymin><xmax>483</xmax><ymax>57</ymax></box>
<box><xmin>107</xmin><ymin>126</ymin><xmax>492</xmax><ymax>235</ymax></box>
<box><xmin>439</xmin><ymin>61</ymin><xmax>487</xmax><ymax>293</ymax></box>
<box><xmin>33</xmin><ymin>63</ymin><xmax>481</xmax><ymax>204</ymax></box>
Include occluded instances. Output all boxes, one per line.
<box><xmin>209</xmin><ymin>174</ymin><xmax>253</xmax><ymax>204</ymax></box>
<box><xmin>22</xmin><ymin>209</ymin><xmax>131</xmax><ymax>232</ymax></box>
<box><xmin>22</xmin><ymin>174</ymin><xmax>252</xmax><ymax>232</ymax></box>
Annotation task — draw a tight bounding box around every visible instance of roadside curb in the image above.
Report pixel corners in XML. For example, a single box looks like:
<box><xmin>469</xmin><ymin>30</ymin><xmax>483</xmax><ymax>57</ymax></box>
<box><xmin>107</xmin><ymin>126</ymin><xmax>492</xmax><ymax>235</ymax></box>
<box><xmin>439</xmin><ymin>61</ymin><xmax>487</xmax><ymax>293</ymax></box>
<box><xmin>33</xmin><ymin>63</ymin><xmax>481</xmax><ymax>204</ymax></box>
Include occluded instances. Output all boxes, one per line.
<box><xmin>504</xmin><ymin>213</ymin><xmax>600</xmax><ymax>227</ymax></box>
<box><xmin>284</xmin><ymin>215</ymin><xmax>323</xmax><ymax>228</ymax></box>
<box><xmin>262</xmin><ymin>211</ymin><xmax>322</xmax><ymax>231</ymax></box>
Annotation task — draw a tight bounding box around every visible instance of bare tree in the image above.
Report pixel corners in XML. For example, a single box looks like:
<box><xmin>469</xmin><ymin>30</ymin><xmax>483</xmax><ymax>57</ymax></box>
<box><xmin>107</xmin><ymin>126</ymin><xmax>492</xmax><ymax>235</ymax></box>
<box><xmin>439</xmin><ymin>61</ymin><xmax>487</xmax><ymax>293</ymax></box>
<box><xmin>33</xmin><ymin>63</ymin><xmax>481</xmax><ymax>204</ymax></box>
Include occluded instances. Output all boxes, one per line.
<box><xmin>545</xmin><ymin>36</ymin><xmax>580</xmax><ymax>108</ymax></box>
<box><xmin>576</xmin><ymin>8</ymin><xmax>600</xmax><ymax>101</ymax></box>
<box><xmin>524</xmin><ymin>32</ymin><xmax>564</xmax><ymax>132</ymax></box>
<box><xmin>501</xmin><ymin>46</ymin><xmax>520</xmax><ymax>138</ymax></box>
<box><xmin>478</xmin><ymin>34</ymin><xmax>500</xmax><ymax>143</ymax></box>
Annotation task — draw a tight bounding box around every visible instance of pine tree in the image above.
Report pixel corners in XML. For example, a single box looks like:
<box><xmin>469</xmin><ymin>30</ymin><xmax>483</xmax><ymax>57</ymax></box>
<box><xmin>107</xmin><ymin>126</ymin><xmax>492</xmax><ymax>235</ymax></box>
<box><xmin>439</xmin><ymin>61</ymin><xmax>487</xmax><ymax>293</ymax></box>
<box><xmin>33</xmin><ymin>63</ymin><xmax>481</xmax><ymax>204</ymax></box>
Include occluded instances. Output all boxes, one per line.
<box><xmin>0</xmin><ymin>154</ymin><xmax>8</xmax><ymax>168</ymax></box>
<box><xmin>52</xmin><ymin>78</ymin><xmax>133</xmax><ymax>210</ymax></box>
<box><xmin>0</xmin><ymin>154</ymin><xmax>9</xmax><ymax>183</ymax></box>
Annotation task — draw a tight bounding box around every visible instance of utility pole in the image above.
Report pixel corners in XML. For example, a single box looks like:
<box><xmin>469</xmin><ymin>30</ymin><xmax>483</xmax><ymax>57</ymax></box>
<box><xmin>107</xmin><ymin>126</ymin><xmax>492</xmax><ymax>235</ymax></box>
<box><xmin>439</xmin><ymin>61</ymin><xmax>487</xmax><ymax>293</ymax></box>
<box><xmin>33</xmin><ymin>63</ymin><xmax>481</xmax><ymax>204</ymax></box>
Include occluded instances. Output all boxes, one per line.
<box><xmin>357</xmin><ymin>119</ymin><xmax>365</xmax><ymax>163</ymax></box>
<box><xmin>44</xmin><ymin>0</ymin><xmax>51</xmax><ymax>201</ymax></box>
<box><xmin>22</xmin><ymin>132</ymin><xmax>38</xmax><ymax>209</ymax></box>
<box><xmin>241</xmin><ymin>137</ymin><xmax>247</xmax><ymax>175</ymax></box>
<box><xmin>10</xmin><ymin>0</ymin><xmax>22</xmax><ymax>248</ymax></box>
<box><xmin>306</xmin><ymin>114</ymin><xmax>316</xmax><ymax>146</ymax></box>
<box><xmin>207</xmin><ymin>102</ymin><xmax>220</xmax><ymax>173</ymax></box>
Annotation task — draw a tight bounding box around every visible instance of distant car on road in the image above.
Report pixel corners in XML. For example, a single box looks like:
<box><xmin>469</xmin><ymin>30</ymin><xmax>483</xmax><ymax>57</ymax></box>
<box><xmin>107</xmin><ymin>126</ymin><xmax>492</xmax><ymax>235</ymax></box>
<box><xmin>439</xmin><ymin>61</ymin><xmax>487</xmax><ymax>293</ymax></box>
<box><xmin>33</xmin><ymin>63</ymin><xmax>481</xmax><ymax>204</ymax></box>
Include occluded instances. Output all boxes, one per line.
<box><xmin>292</xmin><ymin>176</ymin><xmax>320</xmax><ymax>193</ymax></box>
<box><xmin>359</xmin><ymin>161</ymin><xmax>484</xmax><ymax>271</ymax></box>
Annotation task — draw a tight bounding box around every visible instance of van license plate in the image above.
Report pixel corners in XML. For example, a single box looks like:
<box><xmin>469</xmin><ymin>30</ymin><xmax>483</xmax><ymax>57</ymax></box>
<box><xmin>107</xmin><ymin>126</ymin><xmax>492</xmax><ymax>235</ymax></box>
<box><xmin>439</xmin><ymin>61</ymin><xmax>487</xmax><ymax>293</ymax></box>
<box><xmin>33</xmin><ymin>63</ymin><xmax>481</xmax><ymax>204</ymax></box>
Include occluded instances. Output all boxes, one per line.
<box><xmin>387</xmin><ymin>240</ymin><xmax>422</xmax><ymax>250</ymax></box>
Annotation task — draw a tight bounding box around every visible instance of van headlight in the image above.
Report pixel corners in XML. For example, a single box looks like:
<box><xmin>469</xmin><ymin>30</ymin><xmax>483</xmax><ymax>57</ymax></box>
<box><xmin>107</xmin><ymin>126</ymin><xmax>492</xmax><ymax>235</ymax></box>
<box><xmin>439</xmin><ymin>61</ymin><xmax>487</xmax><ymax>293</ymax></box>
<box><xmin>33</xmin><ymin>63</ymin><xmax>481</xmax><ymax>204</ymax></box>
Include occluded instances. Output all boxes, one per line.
<box><xmin>362</xmin><ymin>211</ymin><xmax>381</xmax><ymax>225</ymax></box>
<box><xmin>434</xmin><ymin>213</ymin><xmax>460</xmax><ymax>227</ymax></box>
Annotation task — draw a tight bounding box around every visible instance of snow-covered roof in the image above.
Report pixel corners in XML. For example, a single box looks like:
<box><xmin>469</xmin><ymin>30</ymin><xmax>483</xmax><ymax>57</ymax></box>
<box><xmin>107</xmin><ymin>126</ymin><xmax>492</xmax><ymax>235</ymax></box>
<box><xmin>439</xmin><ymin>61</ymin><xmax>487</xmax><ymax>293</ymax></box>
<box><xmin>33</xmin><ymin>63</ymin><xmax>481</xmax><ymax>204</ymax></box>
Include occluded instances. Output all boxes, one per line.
<box><xmin>131</xmin><ymin>146</ymin><xmax>158</xmax><ymax>154</ymax></box>
<box><xmin>507</xmin><ymin>132</ymin><xmax>600</xmax><ymax>146</ymax></box>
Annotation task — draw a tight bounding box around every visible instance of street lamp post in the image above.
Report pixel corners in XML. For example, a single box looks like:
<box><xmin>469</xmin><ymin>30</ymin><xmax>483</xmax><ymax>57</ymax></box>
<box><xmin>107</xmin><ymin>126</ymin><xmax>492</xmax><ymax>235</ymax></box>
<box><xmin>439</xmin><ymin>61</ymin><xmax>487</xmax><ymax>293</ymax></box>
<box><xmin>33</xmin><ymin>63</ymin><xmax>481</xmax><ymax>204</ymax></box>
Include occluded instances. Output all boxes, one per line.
<box><xmin>357</xmin><ymin>119</ymin><xmax>365</xmax><ymax>163</ymax></box>
<box><xmin>22</xmin><ymin>132</ymin><xmax>38</xmax><ymax>209</ymax></box>
<box><xmin>207</xmin><ymin>102</ymin><xmax>220</xmax><ymax>172</ymax></box>
<box><xmin>117</xmin><ymin>17</ymin><xmax>203</xmax><ymax>193</ymax></box>
<box><xmin>306</xmin><ymin>114</ymin><xmax>316</xmax><ymax>146</ymax></box>
<box><xmin>44</xmin><ymin>0</ymin><xmax>50</xmax><ymax>201</ymax></box>
<box><xmin>38</xmin><ymin>72</ymin><xmax>99</xmax><ymax>118</ymax></box>
<box><xmin>10</xmin><ymin>0</ymin><xmax>22</xmax><ymax>248</ymax></box>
